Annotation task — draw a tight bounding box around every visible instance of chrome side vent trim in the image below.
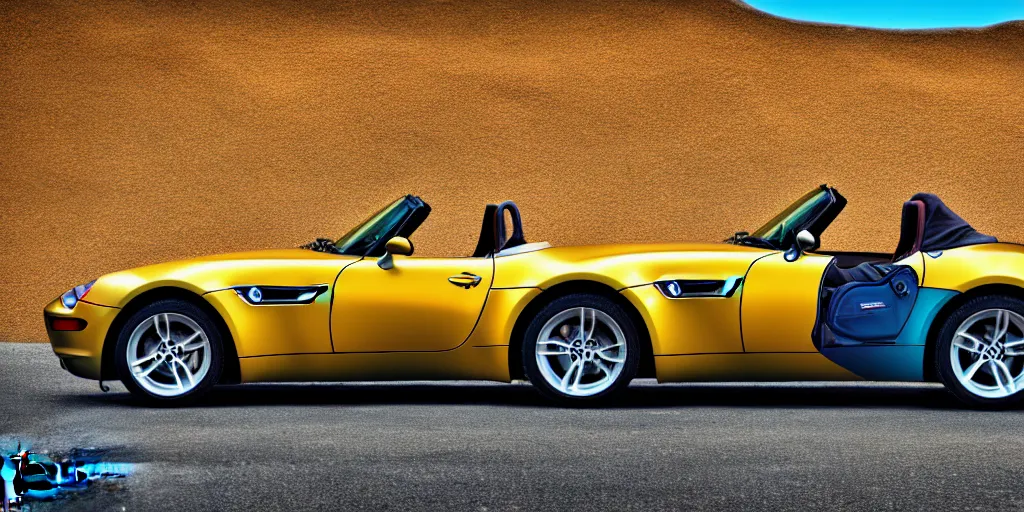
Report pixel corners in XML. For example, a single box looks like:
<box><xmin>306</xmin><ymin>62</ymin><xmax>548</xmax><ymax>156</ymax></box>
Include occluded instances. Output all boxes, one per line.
<box><xmin>654</xmin><ymin>277</ymin><xmax>744</xmax><ymax>299</ymax></box>
<box><xmin>232</xmin><ymin>285</ymin><xmax>329</xmax><ymax>305</ymax></box>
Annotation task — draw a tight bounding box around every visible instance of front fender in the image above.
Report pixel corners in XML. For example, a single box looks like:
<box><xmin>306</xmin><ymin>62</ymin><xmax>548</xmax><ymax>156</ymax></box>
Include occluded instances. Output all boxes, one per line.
<box><xmin>83</xmin><ymin>255</ymin><xmax>358</xmax><ymax>308</ymax></box>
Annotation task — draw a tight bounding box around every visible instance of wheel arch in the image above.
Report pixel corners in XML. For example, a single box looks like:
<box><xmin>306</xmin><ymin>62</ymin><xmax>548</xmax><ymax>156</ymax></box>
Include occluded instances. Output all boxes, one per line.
<box><xmin>101</xmin><ymin>286</ymin><xmax>241</xmax><ymax>384</ymax></box>
<box><xmin>923</xmin><ymin>283</ymin><xmax>1024</xmax><ymax>382</ymax></box>
<box><xmin>507</xmin><ymin>280</ymin><xmax>654</xmax><ymax>380</ymax></box>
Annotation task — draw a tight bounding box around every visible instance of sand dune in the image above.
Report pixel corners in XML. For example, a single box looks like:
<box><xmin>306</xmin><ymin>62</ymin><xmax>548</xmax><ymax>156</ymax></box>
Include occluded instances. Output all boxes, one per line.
<box><xmin>1</xmin><ymin>0</ymin><xmax>1022</xmax><ymax>342</ymax></box>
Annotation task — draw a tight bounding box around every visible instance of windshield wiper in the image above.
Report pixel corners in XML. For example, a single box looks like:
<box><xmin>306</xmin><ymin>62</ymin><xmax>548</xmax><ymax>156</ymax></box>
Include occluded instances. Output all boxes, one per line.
<box><xmin>736</xmin><ymin>236</ymin><xmax>775</xmax><ymax>249</ymax></box>
<box><xmin>300</xmin><ymin>238</ymin><xmax>342</xmax><ymax>254</ymax></box>
<box><xmin>725</xmin><ymin>231</ymin><xmax>775</xmax><ymax>249</ymax></box>
<box><xmin>724</xmin><ymin>231</ymin><xmax>750</xmax><ymax>244</ymax></box>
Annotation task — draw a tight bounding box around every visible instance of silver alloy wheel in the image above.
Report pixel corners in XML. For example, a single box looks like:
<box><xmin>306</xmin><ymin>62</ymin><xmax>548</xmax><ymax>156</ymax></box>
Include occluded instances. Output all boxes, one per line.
<box><xmin>126</xmin><ymin>312</ymin><xmax>212</xmax><ymax>397</ymax></box>
<box><xmin>535</xmin><ymin>307</ymin><xmax>627</xmax><ymax>397</ymax></box>
<box><xmin>950</xmin><ymin>308</ymin><xmax>1024</xmax><ymax>399</ymax></box>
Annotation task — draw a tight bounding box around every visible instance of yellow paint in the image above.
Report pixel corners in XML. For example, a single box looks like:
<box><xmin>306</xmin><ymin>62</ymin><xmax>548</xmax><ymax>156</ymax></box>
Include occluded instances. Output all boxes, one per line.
<box><xmin>922</xmin><ymin>243</ymin><xmax>1024</xmax><ymax>292</ymax></box>
<box><xmin>621</xmin><ymin>284</ymin><xmax>747</xmax><ymax>355</ymax></box>
<box><xmin>43</xmin><ymin>249</ymin><xmax>357</xmax><ymax>379</ymax></box>
<box><xmin>331</xmin><ymin>257</ymin><xmax>495</xmax><ymax>352</ymax></box>
<box><xmin>654</xmin><ymin>353</ymin><xmax>861</xmax><ymax>382</ymax></box>
<box><xmin>464</xmin><ymin>287</ymin><xmax>542</xmax><ymax>348</ymax></box>
<box><xmin>740</xmin><ymin>252</ymin><xmax>833</xmax><ymax>353</ymax></box>
<box><xmin>84</xmin><ymin>249</ymin><xmax>357</xmax><ymax>308</ymax></box>
<box><xmin>244</xmin><ymin>288</ymin><xmax>538</xmax><ymax>383</ymax></box>
<box><xmin>492</xmin><ymin>243</ymin><xmax>772</xmax><ymax>290</ymax></box>
<box><xmin>43</xmin><ymin>299</ymin><xmax>120</xmax><ymax>380</ymax></box>
<box><xmin>239</xmin><ymin>346</ymin><xmax>511</xmax><ymax>383</ymax></box>
<box><xmin>385</xmin><ymin>236</ymin><xmax>413</xmax><ymax>255</ymax></box>
<box><xmin>894</xmin><ymin>251</ymin><xmax>926</xmax><ymax>284</ymax></box>
<box><xmin>204</xmin><ymin>289</ymin><xmax>334</xmax><ymax>357</ymax></box>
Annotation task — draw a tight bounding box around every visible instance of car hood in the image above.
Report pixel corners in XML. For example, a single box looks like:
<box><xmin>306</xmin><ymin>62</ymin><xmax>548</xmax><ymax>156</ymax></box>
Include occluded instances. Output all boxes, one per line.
<box><xmin>182</xmin><ymin>248</ymin><xmax>349</xmax><ymax>262</ymax></box>
<box><xmin>84</xmin><ymin>248</ymin><xmax>359</xmax><ymax>308</ymax></box>
<box><xmin>517</xmin><ymin>242</ymin><xmax>771</xmax><ymax>261</ymax></box>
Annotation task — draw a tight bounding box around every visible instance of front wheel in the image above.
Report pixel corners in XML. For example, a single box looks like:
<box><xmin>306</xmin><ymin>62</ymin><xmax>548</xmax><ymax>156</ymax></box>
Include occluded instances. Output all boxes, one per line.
<box><xmin>522</xmin><ymin>294</ymin><xmax>639</xmax><ymax>405</ymax></box>
<box><xmin>935</xmin><ymin>295</ymin><xmax>1024</xmax><ymax>409</ymax></box>
<box><xmin>114</xmin><ymin>299</ymin><xmax>224</xmax><ymax>406</ymax></box>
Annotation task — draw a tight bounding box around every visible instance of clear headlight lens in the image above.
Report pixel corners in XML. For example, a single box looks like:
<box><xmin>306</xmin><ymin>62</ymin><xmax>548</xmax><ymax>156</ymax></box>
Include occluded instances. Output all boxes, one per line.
<box><xmin>60</xmin><ymin>280</ymin><xmax>96</xmax><ymax>309</ymax></box>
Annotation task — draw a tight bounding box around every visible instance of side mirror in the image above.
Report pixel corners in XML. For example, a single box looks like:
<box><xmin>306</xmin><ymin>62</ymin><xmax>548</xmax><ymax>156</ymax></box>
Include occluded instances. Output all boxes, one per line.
<box><xmin>377</xmin><ymin>236</ymin><xmax>414</xmax><ymax>270</ymax></box>
<box><xmin>784</xmin><ymin>230</ymin><xmax>817</xmax><ymax>262</ymax></box>
<box><xmin>796</xmin><ymin>230</ymin><xmax>816</xmax><ymax>251</ymax></box>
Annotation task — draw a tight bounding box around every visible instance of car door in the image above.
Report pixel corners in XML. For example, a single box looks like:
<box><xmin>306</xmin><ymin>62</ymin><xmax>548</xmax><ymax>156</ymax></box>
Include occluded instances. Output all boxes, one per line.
<box><xmin>330</xmin><ymin>256</ymin><xmax>494</xmax><ymax>352</ymax></box>
<box><xmin>740</xmin><ymin>251</ymin><xmax>834</xmax><ymax>352</ymax></box>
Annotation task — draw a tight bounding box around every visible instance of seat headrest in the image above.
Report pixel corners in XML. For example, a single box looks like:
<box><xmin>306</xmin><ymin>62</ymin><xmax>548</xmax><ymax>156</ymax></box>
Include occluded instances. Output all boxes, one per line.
<box><xmin>495</xmin><ymin>201</ymin><xmax>527</xmax><ymax>252</ymax></box>
<box><xmin>471</xmin><ymin>204</ymin><xmax>499</xmax><ymax>257</ymax></box>
<box><xmin>892</xmin><ymin>199</ymin><xmax>926</xmax><ymax>262</ymax></box>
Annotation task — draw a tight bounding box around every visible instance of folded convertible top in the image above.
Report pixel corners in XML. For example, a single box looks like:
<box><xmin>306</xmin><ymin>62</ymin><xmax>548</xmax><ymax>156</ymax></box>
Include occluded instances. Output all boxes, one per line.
<box><xmin>910</xmin><ymin>192</ymin><xmax>997</xmax><ymax>252</ymax></box>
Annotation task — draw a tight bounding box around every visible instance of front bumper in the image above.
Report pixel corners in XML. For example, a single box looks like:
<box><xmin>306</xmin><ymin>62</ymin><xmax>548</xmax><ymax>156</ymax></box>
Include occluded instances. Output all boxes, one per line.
<box><xmin>43</xmin><ymin>297</ymin><xmax>120</xmax><ymax>380</ymax></box>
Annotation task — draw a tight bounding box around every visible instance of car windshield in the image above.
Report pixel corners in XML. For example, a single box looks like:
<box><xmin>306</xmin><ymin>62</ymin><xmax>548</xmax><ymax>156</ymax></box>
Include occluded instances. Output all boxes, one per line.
<box><xmin>334</xmin><ymin>197</ymin><xmax>414</xmax><ymax>255</ymax></box>
<box><xmin>744</xmin><ymin>188</ymin><xmax>832</xmax><ymax>248</ymax></box>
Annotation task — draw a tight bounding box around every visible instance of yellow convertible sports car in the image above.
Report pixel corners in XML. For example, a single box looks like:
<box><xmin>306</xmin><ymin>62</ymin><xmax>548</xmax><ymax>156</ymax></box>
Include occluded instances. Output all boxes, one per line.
<box><xmin>45</xmin><ymin>186</ymin><xmax>1024</xmax><ymax>407</ymax></box>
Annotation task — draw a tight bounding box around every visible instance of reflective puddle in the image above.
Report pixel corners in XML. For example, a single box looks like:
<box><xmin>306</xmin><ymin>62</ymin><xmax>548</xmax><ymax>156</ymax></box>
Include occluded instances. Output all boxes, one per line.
<box><xmin>2</xmin><ymin>444</ymin><xmax>132</xmax><ymax>510</ymax></box>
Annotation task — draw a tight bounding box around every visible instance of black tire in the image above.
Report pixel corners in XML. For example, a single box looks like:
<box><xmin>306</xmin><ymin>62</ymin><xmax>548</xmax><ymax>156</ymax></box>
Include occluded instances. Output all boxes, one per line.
<box><xmin>114</xmin><ymin>299</ymin><xmax>225</xmax><ymax>406</ymax></box>
<box><xmin>522</xmin><ymin>293</ymin><xmax>640</xmax><ymax>406</ymax></box>
<box><xmin>935</xmin><ymin>295</ymin><xmax>1024</xmax><ymax>409</ymax></box>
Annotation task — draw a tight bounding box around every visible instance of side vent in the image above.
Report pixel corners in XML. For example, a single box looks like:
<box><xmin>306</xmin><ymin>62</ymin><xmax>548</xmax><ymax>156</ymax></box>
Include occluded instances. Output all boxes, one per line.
<box><xmin>654</xmin><ymin>277</ymin><xmax>744</xmax><ymax>299</ymax></box>
<box><xmin>232</xmin><ymin>285</ymin><xmax>329</xmax><ymax>305</ymax></box>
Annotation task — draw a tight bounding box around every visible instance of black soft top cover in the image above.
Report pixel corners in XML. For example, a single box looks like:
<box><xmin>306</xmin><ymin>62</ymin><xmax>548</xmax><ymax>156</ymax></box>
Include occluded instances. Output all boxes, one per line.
<box><xmin>911</xmin><ymin>192</ymin><xmax>997</xmax><ymax>252</ymax></box>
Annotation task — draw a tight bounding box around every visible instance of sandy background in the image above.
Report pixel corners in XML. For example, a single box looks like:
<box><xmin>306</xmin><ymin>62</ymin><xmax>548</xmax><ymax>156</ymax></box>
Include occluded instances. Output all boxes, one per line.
<box><xmin>2</xmin><ymin>0</ymin><xmax>1023</xmax><ymax>342</ymax></box>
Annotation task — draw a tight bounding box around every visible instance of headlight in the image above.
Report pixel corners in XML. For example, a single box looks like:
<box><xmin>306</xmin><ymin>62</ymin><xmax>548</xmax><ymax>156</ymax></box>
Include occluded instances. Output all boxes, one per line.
<box><xmin>60</xmin><ymin>280</ymin><xmax>96</xmax><ymax>309</ymax></box>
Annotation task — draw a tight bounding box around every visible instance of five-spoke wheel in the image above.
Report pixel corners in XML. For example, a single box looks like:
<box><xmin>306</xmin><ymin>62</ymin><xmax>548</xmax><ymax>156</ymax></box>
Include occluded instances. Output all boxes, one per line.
<box><xmin>523</xmin><ymin>293</ymin><xmax>639</xmax><ymax>405</ymax></box>
<box><xmin>115</xmin><ymin>299</ymin><xmax>224</xmax><ymax>405</ymax></box>
<box><xmin>937</xmin><ymin>296</ymin><xmax>1024</xmax><ymax>408</ymax></box>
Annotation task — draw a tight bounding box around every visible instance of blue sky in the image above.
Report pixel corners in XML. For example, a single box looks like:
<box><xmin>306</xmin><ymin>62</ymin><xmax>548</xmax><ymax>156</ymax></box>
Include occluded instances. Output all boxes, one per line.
<box><xmin>742</xmin><ymin>0</ymin><xmax>1024</xmax><ymax>29</ymax></box>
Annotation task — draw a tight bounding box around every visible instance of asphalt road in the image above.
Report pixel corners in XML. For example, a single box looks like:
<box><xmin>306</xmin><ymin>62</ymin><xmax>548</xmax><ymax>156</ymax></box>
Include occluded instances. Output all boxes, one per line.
<box><xmin>2</xmin><ymin>343</ymin><xmax>1023</xmax><ymax>511</ymax></box>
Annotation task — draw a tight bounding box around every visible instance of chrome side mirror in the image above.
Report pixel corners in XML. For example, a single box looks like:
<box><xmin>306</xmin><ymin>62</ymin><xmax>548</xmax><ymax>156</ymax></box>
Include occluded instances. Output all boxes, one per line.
<box><xmin>796</xmin><ymin>230</ymin><xmax>816</xmax><ymax>251</ymax></box>
<box><xmin>784</xmin><ymin>230</ymin><xmax>817</xmax><ymax>262</ymax></box>
<box><xmin>377</xmin><ymin>236</ymin><xmax>414</xmax><ymax>270</ymax></box>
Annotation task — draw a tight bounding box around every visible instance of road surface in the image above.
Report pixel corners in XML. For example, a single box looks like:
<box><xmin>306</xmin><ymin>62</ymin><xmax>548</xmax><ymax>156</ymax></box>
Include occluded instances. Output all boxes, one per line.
<box><xmin>1</xmin><ymin>343</ymin><xmax>1022</xmax><ymax>511</ymax></box>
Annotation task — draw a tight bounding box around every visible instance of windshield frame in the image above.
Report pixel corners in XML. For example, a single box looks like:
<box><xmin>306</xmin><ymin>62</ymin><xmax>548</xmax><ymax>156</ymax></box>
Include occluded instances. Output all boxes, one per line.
<box><xmin>739</xmin><ymin>186</ymin><xmax>841</xmax><ymax>250</ymax></box>
<box><xmin>334</xmin><ymin>195</ymin><xmax>430</xmax><ymax>256</ymax></box>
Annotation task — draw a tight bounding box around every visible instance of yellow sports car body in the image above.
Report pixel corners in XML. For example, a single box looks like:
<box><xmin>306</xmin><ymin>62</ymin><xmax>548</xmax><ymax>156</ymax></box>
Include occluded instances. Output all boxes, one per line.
<box><xmin>45</xmin><ymin>186</ymin><xmax>1024</xmax><ymax>407</ymax></box>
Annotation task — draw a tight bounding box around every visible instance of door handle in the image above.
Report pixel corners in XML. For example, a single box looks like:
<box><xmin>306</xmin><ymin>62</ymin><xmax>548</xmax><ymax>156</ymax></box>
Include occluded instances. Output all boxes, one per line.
<box><xmin>448</xmin><ymin>272</ymin><xmax>482</xmax><ymax>289</ymax></box>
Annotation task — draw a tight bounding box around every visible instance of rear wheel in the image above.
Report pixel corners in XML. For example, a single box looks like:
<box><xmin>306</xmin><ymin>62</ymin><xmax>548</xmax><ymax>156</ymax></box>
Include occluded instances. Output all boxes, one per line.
<box><xmin>114</xmin><ymin>299</ymin><xmax>224</xmax><ymax>406</ymax></box>
<box><xmin>522</xmin><ymin>293</ymin><xmax>639</xmax><ymax>405</ymax></box>
<box><xmin>935</xmin><ymin>295</ymin><xmax>1024</xmax><ymax>409</ymax></box>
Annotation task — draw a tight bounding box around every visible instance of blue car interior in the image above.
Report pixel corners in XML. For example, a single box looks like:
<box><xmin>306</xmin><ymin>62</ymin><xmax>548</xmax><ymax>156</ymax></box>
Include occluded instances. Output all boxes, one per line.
<box><xmin>812</xmin><ymin>194</ymin><xmax>999</xmax><ymax>380</ymax></box>
<box><xmin>827</xmin><ymin>266</ymin><xmax>919</xmax><ymax>343</ymax></box>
